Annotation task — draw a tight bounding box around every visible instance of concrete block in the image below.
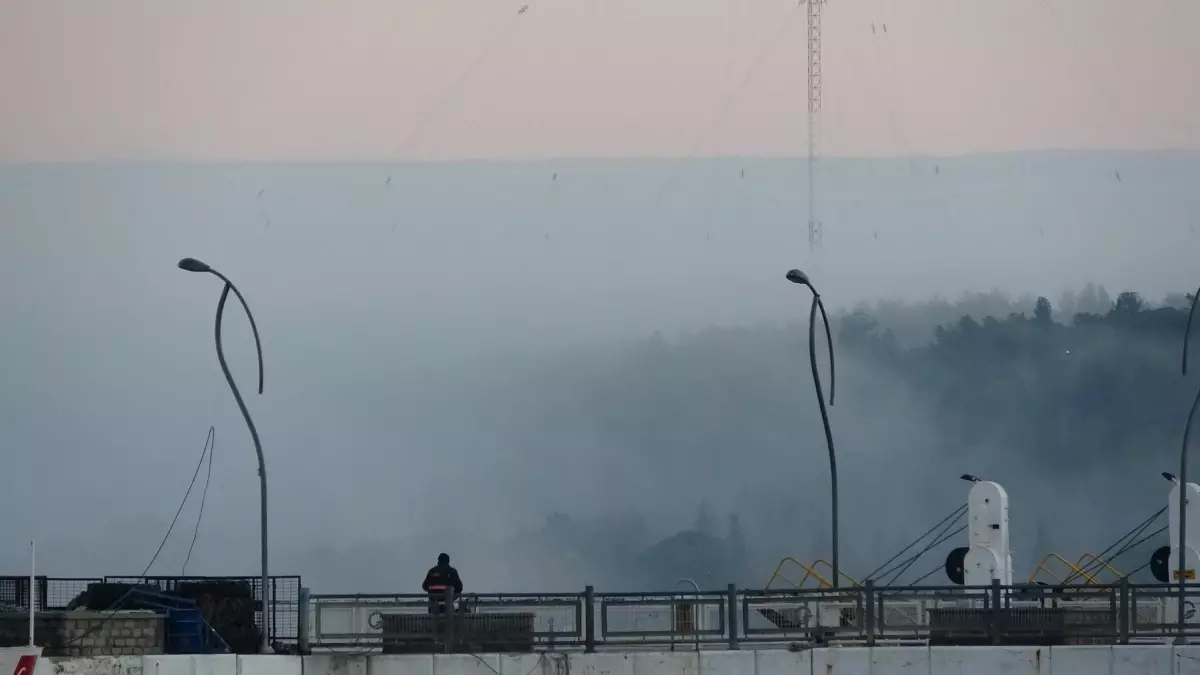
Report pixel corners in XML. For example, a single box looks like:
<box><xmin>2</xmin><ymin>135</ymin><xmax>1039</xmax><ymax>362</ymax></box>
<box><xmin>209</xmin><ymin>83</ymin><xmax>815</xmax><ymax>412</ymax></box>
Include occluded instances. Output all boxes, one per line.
<box><xmin>809</xmin><ymin>647</ymin><xmax>871</xmax><ymax>675</ymax></box>
<box><xmin>753</xmin><ymin>650</ymin><xmax>811</xmax><ymax>675</ymax></box>
<box><xmin>498</xmin><ymin>654</ymin><xmax>555</xmax><ymax>675</ymax></box>
<box><xmin>929</xmin><ymin>646</ymin><xmax>1047</xmax><ymax>675</ymax></box>
<box><xmin>1175</xmin><ymin>646</ymin><xmax>1200</xmax><ymax>675</ymax></box>
<box><xmin>1048</xmin><ymin>645</ymin><xmax>1111</xmax><ymax>675</ymax></box>
<box><xmin>631</xmin><ymin>653</ymin><xmax>697</xmax><ymax>675</ymax></box>
<box><xmin>870</xmin><ymin>647</ymin><xmax>931</xmax><ymax>674</ymax></box>
<box><xmin>572</xmin><ymin>653</ymin><xmax>635</xmax><ymax>675</ymax></box>
<box><xmin>697</xmin><ymin>651</ymin><xmax>753</xmax><ymax>675</ymax></box>
<box><xmin>302</xmin><ymin>654</ymin><xmax>366</xmax><ymax>675</ymax></box>
<box><xmin>369</xmin><ymin>655</ymin><xmax>434</xmax><ymax>675</ymax></box>
<box><xmin>238</xmin><ymin>655</ymin><xmax>302</xmax><ymax>675</ymax></box>
<box><xmin>46</xmin><ymin>656</ymin><xmax>144</xmax><ymax>675</ymax></box>
<box><xmin>434</xmin><ymin>654</ymin><xmax>500</xmax><ymax>675</ymax></box>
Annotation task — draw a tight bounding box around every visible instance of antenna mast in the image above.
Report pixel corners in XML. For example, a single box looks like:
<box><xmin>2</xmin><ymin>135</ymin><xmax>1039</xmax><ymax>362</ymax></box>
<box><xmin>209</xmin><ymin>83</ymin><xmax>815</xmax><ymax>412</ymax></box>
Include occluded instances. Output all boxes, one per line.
<box><xmin>806</xmin><ymin>0</ymin><xmax>824</xmax><ymax>252</ymax></box>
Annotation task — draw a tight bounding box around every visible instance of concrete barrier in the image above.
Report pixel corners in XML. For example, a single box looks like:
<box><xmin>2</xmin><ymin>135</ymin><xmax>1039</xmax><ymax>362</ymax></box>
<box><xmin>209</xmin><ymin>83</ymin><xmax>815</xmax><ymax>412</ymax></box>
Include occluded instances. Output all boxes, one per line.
<box><xmin>36</xmin><ymin>646</ymin><xmax>1200</xmax><ymax>675</ymax></box>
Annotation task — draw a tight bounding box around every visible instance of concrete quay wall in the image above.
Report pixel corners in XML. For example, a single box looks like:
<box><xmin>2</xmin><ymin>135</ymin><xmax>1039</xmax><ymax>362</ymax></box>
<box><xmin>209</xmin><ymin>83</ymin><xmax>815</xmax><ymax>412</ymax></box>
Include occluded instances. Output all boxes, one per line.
<box><xmin>33</xmin><ymin>646</ymin><xmax>1200</xmax><ymax>675</ymax></box>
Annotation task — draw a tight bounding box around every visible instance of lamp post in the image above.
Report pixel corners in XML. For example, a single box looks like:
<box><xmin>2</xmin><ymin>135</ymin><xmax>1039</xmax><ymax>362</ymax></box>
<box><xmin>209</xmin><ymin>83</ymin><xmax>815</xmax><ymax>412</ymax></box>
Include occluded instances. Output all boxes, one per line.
<box><xmin>177</xmin><ymin>257</ymin><xmax>270</xmax><ymax>654</ymax></box>
<box><xmin>785</xmin><ymin>268</ymin><xmax>839</xmax><ymax>588</ymax></box>
<box><xmin>1178</xmin><ymin>288</ymin><xmax>1200</xmax><ymax>644</ymax></box>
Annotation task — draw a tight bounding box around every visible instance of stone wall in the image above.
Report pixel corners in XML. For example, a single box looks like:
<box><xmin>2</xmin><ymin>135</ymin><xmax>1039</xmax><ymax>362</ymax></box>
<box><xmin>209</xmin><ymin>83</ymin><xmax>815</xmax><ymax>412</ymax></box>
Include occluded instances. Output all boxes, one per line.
<box><xmin>0</xmin><ymin>612</ymin><xmax>164</xmax><ymax>656</ymax></box>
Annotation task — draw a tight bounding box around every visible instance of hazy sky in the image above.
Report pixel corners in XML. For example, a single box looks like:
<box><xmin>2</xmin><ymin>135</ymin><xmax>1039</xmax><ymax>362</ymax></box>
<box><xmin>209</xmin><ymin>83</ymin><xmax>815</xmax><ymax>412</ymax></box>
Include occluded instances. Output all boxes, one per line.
<box><xmin>2</xmin><ymin>0</ymin><xmax>1198</xmax><ymax>160</ymax></box>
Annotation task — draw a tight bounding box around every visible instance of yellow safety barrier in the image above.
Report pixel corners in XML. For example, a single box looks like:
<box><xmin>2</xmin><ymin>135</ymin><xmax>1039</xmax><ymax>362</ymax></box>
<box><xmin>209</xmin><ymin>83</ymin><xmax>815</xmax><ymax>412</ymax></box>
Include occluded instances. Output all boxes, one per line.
<box><xmin>766</xmin><ymin>556</ymin><xmax>831</xmax><ymax>589</ymax></box>
<box><xmin>811</xmin><ymin>559</ymin><xmax>863</xmax><ymax>588</ymax></box>
<box><xmin>1029</xmin><ymin>552</ymin><xmax>1101</xmax><ymax>585</ymax></box>
<box><xmin>766</xmin><ymin>557</ymin><xmax>862</xmax><ymax>590</ymax></box>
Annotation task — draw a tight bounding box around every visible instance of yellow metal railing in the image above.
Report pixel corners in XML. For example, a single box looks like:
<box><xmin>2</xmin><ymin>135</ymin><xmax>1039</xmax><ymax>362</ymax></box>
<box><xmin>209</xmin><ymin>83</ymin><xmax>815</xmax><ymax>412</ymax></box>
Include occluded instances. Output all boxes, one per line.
<box><xmin>1029</xmin><ymin>552</ymin><xmax>1101</xmax><ymax>585</ymax></box>
<box><xmin>811</xmin><ymin>558</ymin><xmax>863</xmax><ymax>588</ymax></box>
<box><xmin>766</xmin><ymin>557</ymin><xmax>862</xmax><ymax>590</ymax></box>
<box><xmin>766</xmin><ymin>556</ymin><xmax>831</xmax><ymax>589</ymax></box>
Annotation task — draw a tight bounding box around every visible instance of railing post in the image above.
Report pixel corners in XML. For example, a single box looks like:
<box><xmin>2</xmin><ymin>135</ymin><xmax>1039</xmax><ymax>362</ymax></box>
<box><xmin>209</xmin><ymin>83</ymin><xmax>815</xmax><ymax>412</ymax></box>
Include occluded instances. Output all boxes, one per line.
<box><xmin>297</xmin><ymin>587</ymin><xmax>311</xmax><ymax>654</ymax></box>
<box><xmin>443</xmin><ymin>586</ymin><xmax>456</xmax><ymax>653</ymax></box>
<box><xmin>864</xmin><ymin>580</ymin><xmax>876</xmax><ymax>646</ymax></box>
<box><xmin>989</xmin><ymin>579</ymin><xmax>1003</xmax><ymax>645</ymax></box>
<box><xmin>584</xmin><ymin>586</ymin><xmax>596</xmax><ymax>653</ymax></box>
<box><xmin>1119</xmin><ymin>576</ymin><xmax>1131</xmax><ymax>644</ymax></box>
<box><xmin>726</xmin><ymin>583</ymin><xmax>739</xmax><ymax>650</ymax></box>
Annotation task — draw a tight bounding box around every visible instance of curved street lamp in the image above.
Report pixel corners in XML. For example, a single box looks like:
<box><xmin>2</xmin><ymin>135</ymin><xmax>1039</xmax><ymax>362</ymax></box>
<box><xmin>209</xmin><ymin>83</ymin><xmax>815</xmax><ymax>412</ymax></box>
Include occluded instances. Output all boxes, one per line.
<box><xmin>177</xmin><ymin>257</ymin><xmax>270</xmax><ymax>654</ymax></box>
<box><xmin>785</xmin><ymin>268</ymin><xmax>839</xmax><ymax>588</ymax></box>
<box><xmin>1178</xmin><ymin>288</ymin><xmax>1200</xmax><ymax>644</ymax></box>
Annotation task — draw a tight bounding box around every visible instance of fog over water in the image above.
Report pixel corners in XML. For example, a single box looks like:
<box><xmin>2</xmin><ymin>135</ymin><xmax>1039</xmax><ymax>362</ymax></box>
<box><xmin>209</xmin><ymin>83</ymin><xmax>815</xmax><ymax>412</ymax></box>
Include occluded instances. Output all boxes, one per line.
<box><xmin>0</xmin><ymin>152</ymin><xmax>1196</xmax><ymax>593</ymax></box>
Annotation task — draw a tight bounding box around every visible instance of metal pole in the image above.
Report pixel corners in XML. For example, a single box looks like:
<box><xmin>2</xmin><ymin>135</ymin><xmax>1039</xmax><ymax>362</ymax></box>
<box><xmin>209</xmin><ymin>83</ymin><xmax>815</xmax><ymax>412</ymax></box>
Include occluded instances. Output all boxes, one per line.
<box><xmin>583</xmin><ymin>586</ymin><xmax>596</xmax><ymax>653</ymax></box>
<box><xmin>1178</xmin><ymin>385</ymin><xmax>1200</xmax><ymax>644</ymax></box>
<box><xmin>28</xmin><ymin>540</ymin><xmax>35</xmax><ymax>647</ymax></box>
<box><xmin>297</xmin><ymin>587</ymin><xmax>311</xmax><ymax>654</ymax></box>
<box><xmin>808</xmin><ymin>293</ymin><xmax>838</xmax><ymax>588</ymax></box>
<box><xmin>725</xmin><ymin>583</ymin><xmax>738</xmax><ymax>650</ymax></box>
<box><xmin>1177</xmin><ymin>289</ymin><xmax>1200</xmax><ymax>645</ymax></box>
<box><xmin>213</xmin><ymin>280</ymin><xmax>270</xmax><ymax>654</ymax></box>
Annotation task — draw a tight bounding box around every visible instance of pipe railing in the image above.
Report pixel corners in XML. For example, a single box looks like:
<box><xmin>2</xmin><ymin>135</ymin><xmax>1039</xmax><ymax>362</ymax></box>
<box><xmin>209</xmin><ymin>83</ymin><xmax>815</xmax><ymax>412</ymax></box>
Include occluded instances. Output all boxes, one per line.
<box><xmin>301</xmin><ymin>580</ymin><xmax>1200</xmax><ymax>652</ymax></box>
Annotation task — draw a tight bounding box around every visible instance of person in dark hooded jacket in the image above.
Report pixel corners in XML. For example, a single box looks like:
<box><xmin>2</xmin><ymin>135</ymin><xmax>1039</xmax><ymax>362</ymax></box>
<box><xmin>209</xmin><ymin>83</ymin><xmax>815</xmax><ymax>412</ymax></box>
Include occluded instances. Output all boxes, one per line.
<box><xmin>422</xmin><ymin>553</ymin><xmax>463</xmax><ymax>614</ymax></box>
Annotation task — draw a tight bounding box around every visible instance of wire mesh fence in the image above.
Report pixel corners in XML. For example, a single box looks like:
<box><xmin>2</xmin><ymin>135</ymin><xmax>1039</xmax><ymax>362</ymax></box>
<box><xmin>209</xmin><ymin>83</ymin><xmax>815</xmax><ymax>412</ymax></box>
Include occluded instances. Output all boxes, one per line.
<box><xmin>105</xmin><ymin>575</ymin><xmax>301</xmax><ymax>643</ymax></box>
<box><xmin>0</xmin><ymin>576</ymin><xmax>102</xmax><ymax>611</ymax></box>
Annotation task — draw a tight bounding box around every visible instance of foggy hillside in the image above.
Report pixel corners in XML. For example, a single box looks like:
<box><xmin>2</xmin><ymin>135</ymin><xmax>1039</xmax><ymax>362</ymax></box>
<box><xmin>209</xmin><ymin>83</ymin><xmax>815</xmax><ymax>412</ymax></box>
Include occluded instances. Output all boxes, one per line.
<box><xmin>0</xmin><ymin>153</ymin><xmax>1196</xmax><ymax>593</ymax></box>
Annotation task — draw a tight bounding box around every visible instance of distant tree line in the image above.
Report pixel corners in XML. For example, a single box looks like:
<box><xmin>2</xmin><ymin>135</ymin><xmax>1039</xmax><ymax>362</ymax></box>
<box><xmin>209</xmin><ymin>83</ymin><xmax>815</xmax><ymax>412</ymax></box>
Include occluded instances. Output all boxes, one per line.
<box><xmin>513</xmin><ymin>285</ymin><xmax>1199</xmax><ymax>590</ymax></box>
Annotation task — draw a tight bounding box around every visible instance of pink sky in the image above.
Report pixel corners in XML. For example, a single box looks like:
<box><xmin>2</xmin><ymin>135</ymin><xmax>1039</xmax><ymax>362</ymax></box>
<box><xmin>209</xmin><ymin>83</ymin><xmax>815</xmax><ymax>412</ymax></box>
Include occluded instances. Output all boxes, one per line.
<box><xmin>1</xmin><ymin>0</ymin><xmax>1197</xmax><ymax>161</ymax></box>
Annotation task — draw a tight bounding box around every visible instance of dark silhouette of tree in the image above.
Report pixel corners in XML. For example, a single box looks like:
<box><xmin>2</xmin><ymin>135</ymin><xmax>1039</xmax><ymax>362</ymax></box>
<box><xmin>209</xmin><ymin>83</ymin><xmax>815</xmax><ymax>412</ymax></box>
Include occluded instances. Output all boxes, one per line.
<box><xmin>1033</xmin><ymin>297</ymin><xmax>1053</xmax><ymax>326</ymax></box>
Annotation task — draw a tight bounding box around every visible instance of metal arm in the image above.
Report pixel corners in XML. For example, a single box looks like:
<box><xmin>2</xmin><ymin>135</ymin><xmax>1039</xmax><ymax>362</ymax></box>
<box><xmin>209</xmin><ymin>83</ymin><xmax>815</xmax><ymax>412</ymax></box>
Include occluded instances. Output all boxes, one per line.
<box><xmin>214</xmin><ymin>281</ymin><xmax>270</xmax><ymax>654</ymax></box>
<box><xmin>1185</xmin><ymin>288</ymin><xmax>1198</xmax><ymax>376</ymax></box>
<box><xmin>808</xmin><ymin>292</ymin><xmax>839</xmax><ymax>588</ymax></box>
<box><xmin>815</xmin><ymin>294</ymin><xmax>835</xmax><ymax>405</ymax></box>
<box><xmin>212</xmin><ymin>272</ymin><xmax>264</xmax><ymax>394</ymax></box>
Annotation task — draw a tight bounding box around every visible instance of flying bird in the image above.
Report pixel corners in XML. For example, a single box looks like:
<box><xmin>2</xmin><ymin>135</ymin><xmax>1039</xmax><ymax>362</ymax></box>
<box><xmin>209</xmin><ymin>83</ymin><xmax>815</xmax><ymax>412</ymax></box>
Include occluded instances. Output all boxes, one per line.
<box><xmin>1114</xmin><ymin>170</ymin><xmax>1122</xmax><ymax>181</ymax></box>
<box><xmin>518</xmin><ymin>4</ymin><xmax>529</xmax><ymax>14</ymax></box>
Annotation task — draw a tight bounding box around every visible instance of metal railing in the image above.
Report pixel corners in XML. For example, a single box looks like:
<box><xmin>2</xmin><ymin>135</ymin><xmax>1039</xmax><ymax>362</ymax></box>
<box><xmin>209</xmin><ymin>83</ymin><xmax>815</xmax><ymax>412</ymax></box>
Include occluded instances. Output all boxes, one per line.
<box><xmin>0</xmin><ymin>576</ymin><xmax>102</xmax><ymax>610</ymax></box>
<box><xmin>304</xmin><ymin>580</ymin><xmax>1200</xmax><ymax>653</ymax></box>
<box><xmin>106</xmin><ymin>575</ymin><xmax>302</xmax><ymax>644</ymax></box>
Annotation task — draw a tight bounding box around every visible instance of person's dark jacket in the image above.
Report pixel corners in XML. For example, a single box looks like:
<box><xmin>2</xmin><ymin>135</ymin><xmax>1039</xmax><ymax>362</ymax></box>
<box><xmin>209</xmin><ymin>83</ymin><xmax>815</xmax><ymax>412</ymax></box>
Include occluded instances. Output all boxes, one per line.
<box><xmin>422</xmin><ymin>563</ymin><xmax>464</xmax><ymax>596</ymax></box>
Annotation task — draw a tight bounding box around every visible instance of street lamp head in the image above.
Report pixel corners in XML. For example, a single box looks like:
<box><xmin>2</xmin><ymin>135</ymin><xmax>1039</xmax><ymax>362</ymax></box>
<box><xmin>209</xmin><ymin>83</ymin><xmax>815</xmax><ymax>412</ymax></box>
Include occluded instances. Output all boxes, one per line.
<box><xmin>785</xmin><ymin>269</ymin><xmax>811</xmax><ymax>286</ymax></box>
<box><xmin>177</xmin><ymin>257</ymin><xmax>212</xmax><ymax>273</ymax></box>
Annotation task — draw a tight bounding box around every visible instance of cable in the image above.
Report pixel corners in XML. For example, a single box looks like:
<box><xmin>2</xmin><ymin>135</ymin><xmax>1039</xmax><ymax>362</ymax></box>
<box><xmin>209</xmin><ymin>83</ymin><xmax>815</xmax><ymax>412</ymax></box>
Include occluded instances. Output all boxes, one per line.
<box><xmin>906</xmin><ymin>563</ymin><xmax>945</xmax><ymax>587</ymax></box>
<box><xmin>183</xmin><ymin>426</ymin><xmax>216</xmax><ymax>575</ymax></box>
<box><xmin>1062</xmin><ymin>508</ymin><xmax>1164</xmax><ymax>584</ymax></box>
<box><xmin>141</xmin><ymin>425</ymin><xmax>219</xmax><ymax>576</ymax></box>
<box><xmin>883</xmin><ymin>524</ymin><xmax>967</xmax><ymax>586</ymax></box>
<box><xmin>1070</xmin><ymin>526</ymin><xmax>1166</xmax><ymax>584</ymax></box>
<box><xmin>863</xmin><ymin>504</ymin><xmax>967</xmax><ymax>582</ymax></box>
<box><xmin>652</xmin><ymin>4</ymin><xmax>804</xmax><ymax>206</ymax></box>
<box><xmin>63</xmin><ymin>425</ymin><xmax>217</xmax><ymax>647</ymax></box>
<box><xmin>388</xmin><ymin>4</ymin><xmax>530</xmax><ymax>161</ymax></box>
